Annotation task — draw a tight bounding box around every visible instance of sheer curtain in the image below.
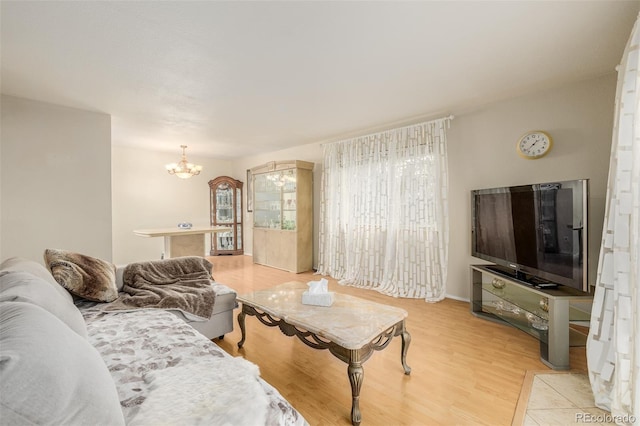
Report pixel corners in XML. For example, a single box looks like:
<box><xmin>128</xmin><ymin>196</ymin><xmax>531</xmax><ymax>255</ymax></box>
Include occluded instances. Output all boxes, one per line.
<box><xmin>316</xmin><ymin>118</ymin><xmax>451</xmax><ymax>302</ymax></box>
<box><xmin>586</xmin><ymin>13</ymin><xmax>639</xmax><ymax>425</ymax></box>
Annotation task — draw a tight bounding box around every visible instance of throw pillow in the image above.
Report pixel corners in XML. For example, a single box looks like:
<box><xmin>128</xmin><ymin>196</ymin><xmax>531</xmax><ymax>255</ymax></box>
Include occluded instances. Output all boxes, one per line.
<box><xmin>44</xmin><ymin>249</ymin><xmax>118</xmax><ymax>302</ymax></box>
<box><xmin>0</xmin><ymin>257</ymin><xmax>73</xmax><ymax>303</ymax></box>
<box><xmin>0</xmin><ymin>301</ymin><xmax>125</xmax><ymax>425</ymax></box>
<box><xmin>0</xmin><ymin>271</ymin><xmax>87</xmax><ymax>338</ymax></box>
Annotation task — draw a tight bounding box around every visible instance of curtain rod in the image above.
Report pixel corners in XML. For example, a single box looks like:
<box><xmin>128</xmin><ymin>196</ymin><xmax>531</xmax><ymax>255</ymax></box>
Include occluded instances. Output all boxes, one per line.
<box><xmin>320</xmin><ymin>114</ymin><xmax>455</xmax><ymax>147</ymax></box>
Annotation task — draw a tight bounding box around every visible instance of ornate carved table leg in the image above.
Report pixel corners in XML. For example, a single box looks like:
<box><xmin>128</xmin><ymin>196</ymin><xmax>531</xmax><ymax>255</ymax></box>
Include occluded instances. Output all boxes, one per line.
<box><xmin>348</xmin><ymin>359</ymin><xmax>364</xmax><ymax>426</ymax></box>
<box><xmin>400</xmin><ymin>321</ymin><xmax>412</xmax><ymax>374</ymax></box>
<box><xmin>237</xmin><ymin>307</ymin><xmax>247</xmax><ymax>348</ymax></box>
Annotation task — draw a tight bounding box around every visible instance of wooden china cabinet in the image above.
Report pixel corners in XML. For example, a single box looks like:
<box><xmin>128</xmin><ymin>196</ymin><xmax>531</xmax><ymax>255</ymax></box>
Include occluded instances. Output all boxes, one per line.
<box><xmin>208</xmin><ymin>176</ymin><xmax>243</xmax><ymax>255</ymax></box>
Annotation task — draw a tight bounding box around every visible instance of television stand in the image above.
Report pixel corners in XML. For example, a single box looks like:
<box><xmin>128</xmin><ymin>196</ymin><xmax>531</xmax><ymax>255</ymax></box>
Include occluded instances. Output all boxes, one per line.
<box><xmin>470</xmin><ymin>264</ymin><xmax>592</xmax><ymax>370</ymax></box>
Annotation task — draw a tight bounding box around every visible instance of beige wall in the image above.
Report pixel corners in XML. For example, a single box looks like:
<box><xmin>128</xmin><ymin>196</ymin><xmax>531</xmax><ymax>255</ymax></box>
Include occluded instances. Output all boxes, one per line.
<box><xmin>111</xmin><ymin>145</ymin><xmax>233</xmax><ymax>264</ymax></box>
<box><xmin>232</xmin><ymin>73</ymin><xmax>615</xmax><ymax>300</ymax></box>
<box><xmin>1</xmin><ymin>95</ymin><xmax>112</xmax><ymax>262</ymax></box>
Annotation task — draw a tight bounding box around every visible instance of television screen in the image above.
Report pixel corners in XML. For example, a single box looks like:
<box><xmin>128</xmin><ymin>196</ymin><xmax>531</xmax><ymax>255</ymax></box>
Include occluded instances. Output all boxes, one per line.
<box><xmin>471</xmin><ymin>179</ymin><xmax>588</xmax><ymax>292</ymax></box>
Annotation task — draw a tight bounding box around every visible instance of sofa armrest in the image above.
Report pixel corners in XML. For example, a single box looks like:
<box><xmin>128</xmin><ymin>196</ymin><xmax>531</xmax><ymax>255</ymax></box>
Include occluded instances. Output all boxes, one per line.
<box><xmin>115</xmin><ymin>265</ymin><xmax>126</xmax><ymax>291</ymax></box>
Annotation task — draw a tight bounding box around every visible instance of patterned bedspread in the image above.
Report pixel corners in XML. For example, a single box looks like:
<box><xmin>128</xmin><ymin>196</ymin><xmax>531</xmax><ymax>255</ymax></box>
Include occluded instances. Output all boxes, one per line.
<box><xmin>80</xmin><ymin>306</ymin><xmax>307</xmax><ymax>426</ymax></box>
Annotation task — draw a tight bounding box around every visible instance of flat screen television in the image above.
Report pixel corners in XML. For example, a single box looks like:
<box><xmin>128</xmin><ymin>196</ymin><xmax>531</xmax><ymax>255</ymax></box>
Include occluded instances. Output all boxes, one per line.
<box><xmin>471</xmin><ymin>179</ymin><xmax>589</xmax><ymax>292</ymax></box>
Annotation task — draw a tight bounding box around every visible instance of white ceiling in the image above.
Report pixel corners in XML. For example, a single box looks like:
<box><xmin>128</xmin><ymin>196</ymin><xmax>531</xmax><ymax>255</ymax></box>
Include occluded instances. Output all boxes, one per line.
<box><xmin>2</xmin><ymin>1</ymin><xmax>638</xmax><ymax>159</ymax></box>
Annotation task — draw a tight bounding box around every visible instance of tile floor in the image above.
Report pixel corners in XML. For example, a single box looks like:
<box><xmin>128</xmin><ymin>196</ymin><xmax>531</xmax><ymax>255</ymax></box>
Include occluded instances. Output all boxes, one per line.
<box><xmin>520</xmin><ymin>373</ymin><xmax>615</xmax><ymax>425</ymax></box>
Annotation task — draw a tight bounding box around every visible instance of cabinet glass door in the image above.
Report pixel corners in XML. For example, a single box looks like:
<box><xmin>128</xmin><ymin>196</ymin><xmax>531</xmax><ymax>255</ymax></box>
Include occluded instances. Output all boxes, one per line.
<box><xmin>254</xmin><ymin>172</ymin><xmax>281</xmax><ymax>229</ymax></box>
<box><xmin>216</xmin><ymin>184</ymin><xmax>234</xmax><ymax>224</ymax></box>
<box><xmin>281</xmin><ymin>169</ymin><xmax>297</xmax><ymax>230</ymax></box>
<box><xmin>253</xmin><ymin>169</ymin><xmax>297</xmax><ymax>230</ymax></box>
<box><xmin>216</xmin><ymin>183</ymin><xmax>234</xmax><ymax>251</ymax></box>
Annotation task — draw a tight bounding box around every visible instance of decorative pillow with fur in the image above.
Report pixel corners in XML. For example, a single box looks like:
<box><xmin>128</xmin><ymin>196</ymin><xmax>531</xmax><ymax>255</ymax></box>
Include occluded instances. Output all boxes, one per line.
<box><xmin>44</xmin><ymin>249</ymin><xmax>118</xmax><ymax>302</ymax></box>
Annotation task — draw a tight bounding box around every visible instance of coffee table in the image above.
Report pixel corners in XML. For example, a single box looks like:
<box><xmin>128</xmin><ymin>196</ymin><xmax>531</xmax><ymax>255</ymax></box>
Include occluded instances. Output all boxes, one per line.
<box><xmin>236</xmin><ymin>281</ymin><xmax>411</xmax><ymax>426</ymax></box>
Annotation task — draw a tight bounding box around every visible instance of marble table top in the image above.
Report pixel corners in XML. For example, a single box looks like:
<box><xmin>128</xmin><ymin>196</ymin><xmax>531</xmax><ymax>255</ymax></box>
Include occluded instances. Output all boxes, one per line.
<box><xmin>133</xmin><ymin>225</ymin><xmax>232</xmax><ymax>237</ymax></box>
<box><xmin>237</xmin><ymin>281</ymin><xmax>408</xmax><ymax>350</ymax></box>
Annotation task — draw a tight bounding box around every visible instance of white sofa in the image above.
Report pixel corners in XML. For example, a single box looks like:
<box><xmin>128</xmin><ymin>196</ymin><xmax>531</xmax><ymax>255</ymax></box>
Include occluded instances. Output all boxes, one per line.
<box><xmin>0</xmin><ymin>257</ymin><xmax>307</xmax><ymax>425</ymax></box>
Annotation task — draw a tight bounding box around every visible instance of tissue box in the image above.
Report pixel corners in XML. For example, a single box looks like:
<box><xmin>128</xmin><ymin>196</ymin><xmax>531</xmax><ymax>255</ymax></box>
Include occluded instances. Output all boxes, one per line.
<box><xmin>302</xmin><ymin>291</ymin><xmax>335</xmax><ymax>307</ymax></box>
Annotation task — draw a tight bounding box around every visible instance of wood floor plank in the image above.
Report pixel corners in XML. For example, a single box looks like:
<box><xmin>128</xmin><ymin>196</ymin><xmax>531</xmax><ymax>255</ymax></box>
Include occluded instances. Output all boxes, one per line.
<box><xmin>209</xmin><ymin>255</ymin><xmax>588</xmax><ymax>426</ymax></box>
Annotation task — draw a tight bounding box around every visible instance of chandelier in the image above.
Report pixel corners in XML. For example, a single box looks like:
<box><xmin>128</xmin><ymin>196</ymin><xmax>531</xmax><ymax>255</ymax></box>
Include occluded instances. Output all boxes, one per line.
<box><xmin>165</xmin><ymin>145</ymin><xmax>203</xmax><ymax>179</ymax></box>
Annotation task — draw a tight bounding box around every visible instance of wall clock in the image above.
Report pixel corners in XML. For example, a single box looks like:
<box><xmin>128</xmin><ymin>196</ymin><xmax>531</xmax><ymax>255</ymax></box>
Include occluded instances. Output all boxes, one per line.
<box><xmin>516</xmin><ymin>131</ymin><xmax>553</xmax><ymax>159</ymax></box>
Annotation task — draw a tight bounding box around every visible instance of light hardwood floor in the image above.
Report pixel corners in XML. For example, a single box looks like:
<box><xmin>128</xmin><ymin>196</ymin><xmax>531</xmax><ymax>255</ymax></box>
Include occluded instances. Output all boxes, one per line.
<box><xmin>209</xmin><ymin>255</ymin><xmax>587</xmax><ymax>426</ymax></box>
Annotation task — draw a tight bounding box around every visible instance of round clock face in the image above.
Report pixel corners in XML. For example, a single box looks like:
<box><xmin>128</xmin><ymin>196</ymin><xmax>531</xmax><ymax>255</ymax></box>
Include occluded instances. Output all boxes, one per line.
<box><xmin>517</xmin><ymin>131</ymin><xmax>553</xmax><ymax>159</ymax></box>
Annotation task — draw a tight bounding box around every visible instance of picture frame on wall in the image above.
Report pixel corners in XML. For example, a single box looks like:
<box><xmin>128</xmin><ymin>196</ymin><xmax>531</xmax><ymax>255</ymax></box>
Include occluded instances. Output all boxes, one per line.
<box><xmin>246</xmin><ymin>169</ymin><xmax>253</xmax><ymax>212</ymax></box>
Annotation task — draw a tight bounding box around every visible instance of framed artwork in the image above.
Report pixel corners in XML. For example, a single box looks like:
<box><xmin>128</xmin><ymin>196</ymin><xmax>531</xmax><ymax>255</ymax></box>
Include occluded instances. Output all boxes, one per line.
<box><xmin>246</xmin><ymin>169</ymin><xmax>253</xmax><ymax>212</ymax></box>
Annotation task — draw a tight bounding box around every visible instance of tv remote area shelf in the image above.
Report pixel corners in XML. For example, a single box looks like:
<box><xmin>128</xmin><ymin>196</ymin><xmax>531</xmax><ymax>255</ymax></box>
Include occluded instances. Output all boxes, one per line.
<box><xmin>470</xmin><ymin>264</ymin><xmax>593</xmax><ymax>370</ymax></box>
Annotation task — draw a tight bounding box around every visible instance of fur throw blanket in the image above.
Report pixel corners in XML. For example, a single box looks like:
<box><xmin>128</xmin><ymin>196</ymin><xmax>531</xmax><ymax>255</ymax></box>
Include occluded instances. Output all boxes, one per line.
<box><xmin>103</xmin><ymin>257</ymin><xmax>215</xmax><ymax>321</ymax></box>
<box><xmin>128</xmin><ymin>357</ymin><xmax>268</xmax><ymax>426</ymax></box>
